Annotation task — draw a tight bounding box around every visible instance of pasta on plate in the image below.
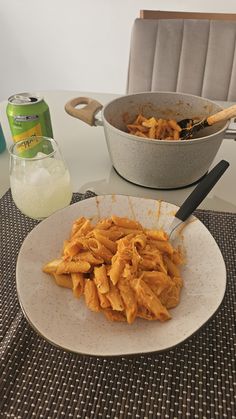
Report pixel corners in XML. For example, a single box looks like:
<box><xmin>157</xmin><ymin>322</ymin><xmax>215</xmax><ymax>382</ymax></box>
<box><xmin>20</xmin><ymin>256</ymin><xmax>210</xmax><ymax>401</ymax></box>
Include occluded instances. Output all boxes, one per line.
<box><xmin>42</xmin><ymin>215</ymin><xmax>184</xmax><ymax>324</ymax></box>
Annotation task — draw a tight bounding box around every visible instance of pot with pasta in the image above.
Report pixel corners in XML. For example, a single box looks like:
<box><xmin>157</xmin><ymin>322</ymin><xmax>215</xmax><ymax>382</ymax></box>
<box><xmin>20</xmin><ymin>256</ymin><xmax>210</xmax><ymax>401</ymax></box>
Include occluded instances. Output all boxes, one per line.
<box><xmin>65</xmin><ymin>91</ymin><xmax>228</xmax><ymax>189</ymax></box>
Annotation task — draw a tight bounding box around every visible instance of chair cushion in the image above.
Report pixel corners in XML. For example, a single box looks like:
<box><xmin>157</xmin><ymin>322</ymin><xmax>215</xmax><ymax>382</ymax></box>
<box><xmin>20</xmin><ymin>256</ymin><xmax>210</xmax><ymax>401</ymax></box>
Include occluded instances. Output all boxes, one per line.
<box><xmin>127</xmin><ymin>18</ymin><xmax>236</xmax><ymax>101</ymax></box>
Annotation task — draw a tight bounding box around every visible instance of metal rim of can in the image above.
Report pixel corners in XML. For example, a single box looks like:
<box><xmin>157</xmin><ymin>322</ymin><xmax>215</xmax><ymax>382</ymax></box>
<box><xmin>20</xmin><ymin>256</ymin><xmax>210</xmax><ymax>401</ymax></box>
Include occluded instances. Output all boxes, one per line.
<box><xmin>8</xmin><ymin>93</ymin><xmax>44</xmax><ymax>105</ymax></box>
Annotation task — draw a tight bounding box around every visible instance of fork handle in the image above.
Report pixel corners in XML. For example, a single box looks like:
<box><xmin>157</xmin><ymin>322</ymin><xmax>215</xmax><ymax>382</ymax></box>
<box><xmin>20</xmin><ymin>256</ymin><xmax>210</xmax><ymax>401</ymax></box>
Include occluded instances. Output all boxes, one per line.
<box><xmin>175</xmin><ymin>160</ymin><xmax>229</xmax><ymax>222</ymax></box>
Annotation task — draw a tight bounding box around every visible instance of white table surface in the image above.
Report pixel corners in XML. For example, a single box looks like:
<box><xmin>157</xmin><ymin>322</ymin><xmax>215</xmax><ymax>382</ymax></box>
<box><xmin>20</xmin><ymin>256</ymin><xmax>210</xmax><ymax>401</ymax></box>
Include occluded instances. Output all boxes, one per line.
<box><xmin>0</xmin><ymin>90</ymin><xmax>235</xmax><ymax>212</ymax></box>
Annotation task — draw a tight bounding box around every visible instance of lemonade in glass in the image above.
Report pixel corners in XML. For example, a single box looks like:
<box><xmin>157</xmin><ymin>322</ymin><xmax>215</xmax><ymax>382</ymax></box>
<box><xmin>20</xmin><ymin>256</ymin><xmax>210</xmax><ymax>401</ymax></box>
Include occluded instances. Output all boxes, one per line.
<box><xmin>9</xmin><ymin>136</ymin><xmax>72</xmax><ymax>219</ymax></box>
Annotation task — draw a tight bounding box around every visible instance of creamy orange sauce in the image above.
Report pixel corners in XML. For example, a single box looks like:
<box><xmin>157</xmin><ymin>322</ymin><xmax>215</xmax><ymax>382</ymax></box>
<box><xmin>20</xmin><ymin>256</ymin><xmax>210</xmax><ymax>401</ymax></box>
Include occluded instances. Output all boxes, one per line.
<box><xmin>95</xmin><ymin>196</ymin><xmax>101</xmax><ymax>220</ymax></box>
<box><xmin>128</xmin><ymin>196</ymin><xmax>136</xmax><ymax>220</ymax></box>
<box><xmin>156</xmin><ymin>200</ymin><xmax>162</xmax><ymax>220</ymax></box>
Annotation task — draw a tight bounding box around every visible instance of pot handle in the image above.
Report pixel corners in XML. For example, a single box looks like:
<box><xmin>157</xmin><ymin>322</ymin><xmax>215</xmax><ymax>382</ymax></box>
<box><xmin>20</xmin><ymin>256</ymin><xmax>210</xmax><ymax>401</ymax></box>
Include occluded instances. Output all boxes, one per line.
<box><xmin>64</xmin><ymin>97</ymin><xmax>103</xmax><ymax>126</ymax></box>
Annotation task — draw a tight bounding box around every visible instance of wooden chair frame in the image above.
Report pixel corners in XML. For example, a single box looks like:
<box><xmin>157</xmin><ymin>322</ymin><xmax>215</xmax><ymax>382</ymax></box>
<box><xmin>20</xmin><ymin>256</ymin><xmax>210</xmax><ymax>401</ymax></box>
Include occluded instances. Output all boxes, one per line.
<box><xmin>140</xmin><ymin>10</ymin><xmax>236</xmax><ymax>21</ymax></box>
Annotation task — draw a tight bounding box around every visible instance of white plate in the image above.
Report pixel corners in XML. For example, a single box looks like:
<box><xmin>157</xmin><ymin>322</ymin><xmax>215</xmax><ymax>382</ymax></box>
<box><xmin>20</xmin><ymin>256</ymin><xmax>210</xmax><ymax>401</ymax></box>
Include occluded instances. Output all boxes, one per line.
<box><xmin>16</xmin><ymin>195</ymin><xmax>226</xmax><ymax>356</ymax></box>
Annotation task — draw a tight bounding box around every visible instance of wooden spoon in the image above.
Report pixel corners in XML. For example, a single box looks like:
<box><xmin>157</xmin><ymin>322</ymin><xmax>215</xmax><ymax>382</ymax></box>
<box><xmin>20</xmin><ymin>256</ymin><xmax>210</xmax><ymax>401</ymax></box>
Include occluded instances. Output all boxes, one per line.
<box><xmin>179</xmin><ymin>104</ymin><xmax>236</xmax><ymax>140</ymax></box>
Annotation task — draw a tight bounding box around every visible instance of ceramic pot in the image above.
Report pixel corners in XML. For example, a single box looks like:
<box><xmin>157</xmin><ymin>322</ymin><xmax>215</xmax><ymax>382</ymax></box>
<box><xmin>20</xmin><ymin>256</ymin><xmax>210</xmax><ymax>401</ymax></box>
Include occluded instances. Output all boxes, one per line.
<box><xmin>65</xmin><ymin>92</ymin><xmax>228</xmax><ymax>189</ymax></box>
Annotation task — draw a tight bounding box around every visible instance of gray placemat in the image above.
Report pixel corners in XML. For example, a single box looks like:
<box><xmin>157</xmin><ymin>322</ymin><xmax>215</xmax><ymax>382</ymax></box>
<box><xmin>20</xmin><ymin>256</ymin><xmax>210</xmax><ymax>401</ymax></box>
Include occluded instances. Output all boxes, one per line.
<box><xmin>0</xmin><ymin>189</ymin><xmax>235</xmax><ymax>419</ymax></box>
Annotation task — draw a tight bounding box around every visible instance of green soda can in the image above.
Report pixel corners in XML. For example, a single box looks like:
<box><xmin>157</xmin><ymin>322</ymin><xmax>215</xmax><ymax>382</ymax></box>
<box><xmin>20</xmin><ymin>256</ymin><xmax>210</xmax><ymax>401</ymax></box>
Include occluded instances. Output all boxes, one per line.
<box><xmin>6</xmin><ymin>93</ymin><xmax>54</xmax><ymax>157</ymax></box>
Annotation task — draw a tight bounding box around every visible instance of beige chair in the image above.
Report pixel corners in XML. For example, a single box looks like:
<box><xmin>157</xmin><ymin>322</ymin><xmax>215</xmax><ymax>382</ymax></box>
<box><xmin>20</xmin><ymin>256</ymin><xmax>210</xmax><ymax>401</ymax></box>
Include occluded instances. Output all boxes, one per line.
<box><xmin>127</xmin><ymin>11</ymin><xmax>236</xmax><ymax>101</ymax></box>
<box><xmin>139</xmin><ymin>10</ymin><xmax>236</xmax><ymax>20</ymax></box>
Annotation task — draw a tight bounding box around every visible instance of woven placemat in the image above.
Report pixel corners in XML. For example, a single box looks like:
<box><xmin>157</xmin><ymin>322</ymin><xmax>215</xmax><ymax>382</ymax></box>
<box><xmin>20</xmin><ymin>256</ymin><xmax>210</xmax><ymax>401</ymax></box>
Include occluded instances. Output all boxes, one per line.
<box><xmin>0</xmin><ymin>189</ymin><xmax>235</xmax><ymax>419</ymax></box>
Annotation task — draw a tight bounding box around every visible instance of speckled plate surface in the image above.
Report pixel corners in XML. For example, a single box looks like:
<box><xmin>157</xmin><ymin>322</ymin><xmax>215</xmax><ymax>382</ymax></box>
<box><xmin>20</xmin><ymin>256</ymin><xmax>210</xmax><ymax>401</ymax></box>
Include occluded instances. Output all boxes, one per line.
<box><xmin>16</xmin><ymin>195</ymin><xmax>226</xmax><ymax>356</ymax></box>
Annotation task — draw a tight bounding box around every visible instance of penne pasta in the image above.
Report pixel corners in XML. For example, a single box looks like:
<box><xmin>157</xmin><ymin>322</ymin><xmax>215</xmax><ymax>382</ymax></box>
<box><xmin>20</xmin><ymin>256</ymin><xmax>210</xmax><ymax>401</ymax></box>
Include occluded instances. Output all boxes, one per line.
<box><xmin>117</xmin><ymin>278</ymin><xmax>137</xmax><ymax>324</ymax></box>
<box><xmin>73</xmin><ymin>218</ymin><xmax>93</xmax><ymax>237</ymax></box>
<box><xmin>53</xmin><ymin>273</ymin><xmax>73</xmax><ymax>289</ymax></box>
<box><xmin>171</xmin><ymin>250</ymin><xmax>184</xmax><ymax>265</ymax></box>
<box><xmin>145</xmin><ymin>229</ymin><xmax>168</xmax><ymax>241</ymax></box>
<box><xmin>108</xmin><ymin>255</ymin><xmax>125</xmax><ymax>285</ymax></box>
<box><xmin>172</xmin><ymin>276</ymin><xmax>183</xmax><ymax>288</ymax></box>
<box><xmin>93</xmin><ymin>265</ymin><xmax>110</xmax><ymax>294</ymax></box>
<box><xmin>103</xmin><ymin>309</ymin><xmax>126</xmax><ymax>322</ymax></box>
<box><xmin>56</xmin><ymin>260</ymin><xmax>91</xmax><ymax>274</ymax></box>
<box><xmin>43</xmin><ymin>258</ymin><xmax>62</xmax><ymax>274</ymax></box>
<box><xmin>71</xmin><ymin>272</ymin><xmax>85</xmax><ymax>298</ymax></box>
<box><xmin>105</xmin><ymin>280</ymin><xmax>124</xmax><ymax>311</ymax></box>
<box><xmin>159</xmin><ymin>284</ymin><xmax>180</xmax><ymax>309</ymax></box>
<box><xmin>97</xmin><ymin>291</ymin><xmax>111</xmax><ymax>309</ymax></box>
<box><xmin>94</xmin><ymin>227</ymin><xmax>124</xmax><ymax>241</ymax></box>
<box><xmin>70</xmin><ymin>216</ymin><xmax>87</xmax><ymax>238</ymax></box>
<box><xmin>63</xmin><ymin>239</ymin><xmax>83</xmax><ymax>258</ymax></box>
<box><xmin>93</xmin><ymin>230</ymin><xmax>117</xmax><ymax>253</ymax></box>
<box><xmin>126</xmin><ymin>115</ymin><xmax>183</xmax><ymax>141</ymax></box>
<box><xmin>137</xmin><ymin>306</ymin><xmax>159</xmax><ymax>321</ymax></box>
<box><xmin>131</xmin><ymin>234</ymin><xmax>147</xmax><ymax>250</ymax></box>
<box><xmin>132</xmin><ymin>277</ymin><xmax>171</xmax><ymax>321</ymax></box>
<box><xmin>149</xmin><ymin>239</ymin><xmax>174</xmax><ymax>255</ymax></box>
<box><xmin>84</xmin><ymin>280</ymin><xmax>100</xmax><ymax>312</ymax></box>
<box><xmin>139</xmin><ymin>249</ymin><xmax>167</xmax><ymax>273</ymax></box>
<box><xmin>87</xmin><ymin>238</ymin><xmax>113</xmax><ymax>262</ymax></box>
<box><xmin>74</xmin><ymin>250</ymin><xmax>103</xmax><ymax>265</ymax></box>
<box><xmin>111</xmin><ymin>215</ymin><xmax>143</xmax><ymax>230</ymax></box>
<box><xmin>95</xmin><ymin>217</ymin><xmax>113</xmax><ymax>230</ymax></box>
<box><xmin>42</xmin><ymin>215</ymin><xmax>184</xmax><ymax>324</ymax></box>
<box><xmin>164</xmin><ymin>255</ymin><xmax>180</xmax><ymax>277</ymax></box>
<box><xmin>115</xmin><ymin>227</ymin><xmax>145</xmax><ymax>236</ymax></box>
<box><xmin>142</xmin><ymin>271</ymin><xmax>172</xmax><ymax>296</ymax></box>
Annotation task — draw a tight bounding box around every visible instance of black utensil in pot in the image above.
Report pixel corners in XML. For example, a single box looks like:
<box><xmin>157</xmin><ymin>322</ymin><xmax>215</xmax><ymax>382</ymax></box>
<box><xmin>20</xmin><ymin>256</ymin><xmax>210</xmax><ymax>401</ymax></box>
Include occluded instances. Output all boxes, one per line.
<box><xmin>179</xmin><ymin>104</ymin><xmax>236</xmax><ymax>140</ymax></box>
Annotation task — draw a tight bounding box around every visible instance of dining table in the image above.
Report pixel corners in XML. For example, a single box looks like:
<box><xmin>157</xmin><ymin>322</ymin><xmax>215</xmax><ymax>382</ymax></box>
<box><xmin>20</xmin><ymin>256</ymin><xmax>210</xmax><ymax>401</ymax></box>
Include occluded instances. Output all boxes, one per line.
<box><xmin>0</xmin><ymin>90</ymin><xmax>235</xmax><ymax>418</ymax></box>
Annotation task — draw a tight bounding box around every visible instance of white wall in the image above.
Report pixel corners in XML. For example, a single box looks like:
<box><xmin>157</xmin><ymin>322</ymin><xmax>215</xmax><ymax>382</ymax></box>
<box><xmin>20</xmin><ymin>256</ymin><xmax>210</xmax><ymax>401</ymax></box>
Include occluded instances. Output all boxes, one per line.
<box><xmin>1</xmin><ymin>0</ymin><xmax>236</xmax><ymax>101</ymax></box>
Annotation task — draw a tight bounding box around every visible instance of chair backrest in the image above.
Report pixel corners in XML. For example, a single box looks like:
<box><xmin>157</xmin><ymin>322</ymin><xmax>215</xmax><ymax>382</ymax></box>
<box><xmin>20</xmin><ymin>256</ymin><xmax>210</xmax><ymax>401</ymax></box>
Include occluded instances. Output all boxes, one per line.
<box><xmin>127</xmin><ymin>11</ymin><xmax>236</xmax><ymax>101</ymax></box>
<box><xmin>140</xmin><ymin>10</ymin><xmax>236</xmax><ymax>21</ymax></box>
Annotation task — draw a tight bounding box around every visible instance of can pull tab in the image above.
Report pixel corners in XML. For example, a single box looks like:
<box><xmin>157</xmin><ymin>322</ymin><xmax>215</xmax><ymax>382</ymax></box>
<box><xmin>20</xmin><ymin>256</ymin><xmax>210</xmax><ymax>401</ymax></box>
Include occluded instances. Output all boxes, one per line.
<box><xmin>13</xmin><ymin>95</ymin><xmax>32</xmax><ymax>103</ymax></box>
<box><xmin>10</xmin><ymin>95</ymin><xmax>38</xmax><ymax>104</ymax></box>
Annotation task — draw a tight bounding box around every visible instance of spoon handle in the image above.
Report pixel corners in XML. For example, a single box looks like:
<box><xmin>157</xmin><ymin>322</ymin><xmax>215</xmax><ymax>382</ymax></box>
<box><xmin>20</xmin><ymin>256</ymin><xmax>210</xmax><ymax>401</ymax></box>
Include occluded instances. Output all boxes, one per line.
<box><xmin>207</xmin><ymin>104</ymin><xmax>236</xmax><ymax>125</ymax></box>
<box><xmin>175</xmin><ymin>160</ymin><xmax>229</xmax><ymax>222</ymax></box>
